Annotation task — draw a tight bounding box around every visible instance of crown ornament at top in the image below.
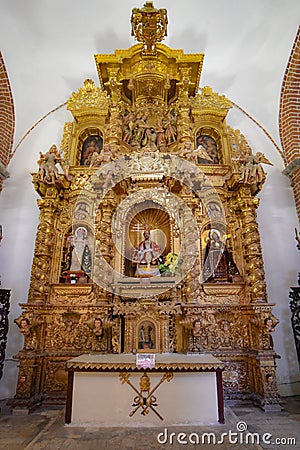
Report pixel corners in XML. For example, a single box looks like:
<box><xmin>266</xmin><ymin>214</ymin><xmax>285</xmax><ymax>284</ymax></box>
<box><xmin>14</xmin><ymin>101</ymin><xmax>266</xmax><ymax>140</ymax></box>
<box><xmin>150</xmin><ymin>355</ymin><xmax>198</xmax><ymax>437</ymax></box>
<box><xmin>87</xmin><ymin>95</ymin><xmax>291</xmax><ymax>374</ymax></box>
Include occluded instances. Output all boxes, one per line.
<box><xmin>131</xmin><ymin>2</ymin><xmax>168</xmax><ymax>56</ymax></box>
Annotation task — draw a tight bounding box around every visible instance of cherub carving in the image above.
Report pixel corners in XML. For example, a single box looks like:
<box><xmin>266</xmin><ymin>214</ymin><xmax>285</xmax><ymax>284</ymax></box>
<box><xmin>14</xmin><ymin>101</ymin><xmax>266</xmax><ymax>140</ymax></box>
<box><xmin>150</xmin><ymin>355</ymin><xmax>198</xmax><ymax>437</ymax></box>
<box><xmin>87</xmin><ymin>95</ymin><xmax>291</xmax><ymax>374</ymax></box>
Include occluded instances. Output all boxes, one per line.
<box><xmin>89</xmin><ymin>143</ymin><xmax>117</xmax><ymax>167</ymax></box>
<box><xmin>261</xmin><ymin>315</ymin><xmax>279</xmax><ymax>350</ymax></box>
<box><xmin>15</xmin><ymin>316</ymin><xmax>43</xmax><ymax>350</ymax></box>
<box><xmin>86</xmin><ymin>316</ymin><xmax>114</xmax><ymax>352</ymax></box>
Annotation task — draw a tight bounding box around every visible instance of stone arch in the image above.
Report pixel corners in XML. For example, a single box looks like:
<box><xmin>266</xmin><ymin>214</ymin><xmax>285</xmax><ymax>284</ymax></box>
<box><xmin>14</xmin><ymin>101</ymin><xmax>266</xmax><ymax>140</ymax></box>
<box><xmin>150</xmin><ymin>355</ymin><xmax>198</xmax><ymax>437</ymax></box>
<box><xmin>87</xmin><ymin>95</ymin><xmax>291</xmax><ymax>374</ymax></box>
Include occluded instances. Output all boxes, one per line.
<box><xmin>279</xmin><ymin>26</ymin><xmax>300</xmax><ymax>219</ymax></box>
<box><xmin>111</xmin><ymin>187</ymin><xmax>199</xmax><ymax>278</ymax></box>
<box><xmin>0</xmin><ymin>51</ymin><xmax>15</xmax><ymax>191</ymax></box>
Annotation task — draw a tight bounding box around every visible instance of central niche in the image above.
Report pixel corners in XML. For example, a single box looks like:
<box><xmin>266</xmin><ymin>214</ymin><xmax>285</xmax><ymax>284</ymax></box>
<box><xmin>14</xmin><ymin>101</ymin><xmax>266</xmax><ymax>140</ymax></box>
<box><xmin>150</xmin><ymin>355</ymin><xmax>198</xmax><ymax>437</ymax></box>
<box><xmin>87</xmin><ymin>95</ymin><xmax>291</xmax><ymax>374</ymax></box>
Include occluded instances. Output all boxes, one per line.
<box><xmin>123</xmin><ymin>203</ymin><xmax>171</xmax><ymax>277</ymax></box>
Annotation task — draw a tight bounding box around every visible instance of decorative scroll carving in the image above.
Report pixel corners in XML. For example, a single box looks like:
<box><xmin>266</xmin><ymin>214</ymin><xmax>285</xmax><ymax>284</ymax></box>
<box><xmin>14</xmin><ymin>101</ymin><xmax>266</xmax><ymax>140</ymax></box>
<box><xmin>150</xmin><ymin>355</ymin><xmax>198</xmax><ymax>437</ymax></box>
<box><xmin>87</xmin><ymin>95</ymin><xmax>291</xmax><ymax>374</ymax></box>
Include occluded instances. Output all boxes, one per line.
<box><xmin>67</xmin><ymin>79</ymin><xmax>109</xmax><ymax>115</ymax></box>
<box><xmin>44</xmin><ymin>361</ymin><xmax>68</xmax><ymax>392</ymax></box>
<box><xmin>192</xmin><ymin>86</ymin><xmax>232</xmax><ymax>112</ymax></box>
<box><xmin>222</xmin><ymin>360</ymin><xmax>250</xmax><ymax>398</ymax></box>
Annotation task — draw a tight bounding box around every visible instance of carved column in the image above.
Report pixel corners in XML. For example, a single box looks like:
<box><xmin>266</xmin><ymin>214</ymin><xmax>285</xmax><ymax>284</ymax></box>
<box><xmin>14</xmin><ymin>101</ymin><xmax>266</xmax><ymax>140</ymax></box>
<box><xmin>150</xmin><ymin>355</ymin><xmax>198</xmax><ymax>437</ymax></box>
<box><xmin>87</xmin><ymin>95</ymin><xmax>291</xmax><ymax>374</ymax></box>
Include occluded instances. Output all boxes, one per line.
<box><xmin>106</xmin><ymin>68</ymin><xmax>123</xmax><ymax>148</ymax></box>
<box><xmin>12</xmin><ymin>189</ymin><xmax>60</xmax><ymax>411</ymax></box>
<box><xmin>0</xmin><ymin>289</ymin><xmax>10</xmax><ymax>380</ymax></box>
<box><xmin>234</xmin><ymin>188</ymin><xmax>267</xmax><ymax>303</ymax></box>
<box><xmin>289</xmin><ymin>282</ymin><xmax>300</xmax><ymax>365</ymax></box>
<box><xmin>28</xmin><ymin>196</ymin><xmax>60</xmax><ymax>303</ymax></box>
<box><xmin>95</xmin><ymin>197</ymin><xmax>115</xmax><ymax>263</ymax></box>
<box><xmin>176</xmin><ymin>67</ymin><xmax>193</xmax><ymax>144</ymax></box>
<box><xmin>248</xmin><ymin>305</ymin><xmax>281</xmax><ymax>411</ymax></box>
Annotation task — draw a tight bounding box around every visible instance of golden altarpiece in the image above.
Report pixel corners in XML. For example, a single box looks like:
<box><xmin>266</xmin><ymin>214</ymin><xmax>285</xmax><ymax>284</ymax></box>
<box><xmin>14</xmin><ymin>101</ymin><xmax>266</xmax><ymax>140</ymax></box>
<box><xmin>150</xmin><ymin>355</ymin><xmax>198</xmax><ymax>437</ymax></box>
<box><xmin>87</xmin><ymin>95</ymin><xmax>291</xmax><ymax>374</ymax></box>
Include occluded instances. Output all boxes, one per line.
<box><xmin>13</xmin><ymin>2</ymin><xmax>280</xmax><ymax>412</ymax></box>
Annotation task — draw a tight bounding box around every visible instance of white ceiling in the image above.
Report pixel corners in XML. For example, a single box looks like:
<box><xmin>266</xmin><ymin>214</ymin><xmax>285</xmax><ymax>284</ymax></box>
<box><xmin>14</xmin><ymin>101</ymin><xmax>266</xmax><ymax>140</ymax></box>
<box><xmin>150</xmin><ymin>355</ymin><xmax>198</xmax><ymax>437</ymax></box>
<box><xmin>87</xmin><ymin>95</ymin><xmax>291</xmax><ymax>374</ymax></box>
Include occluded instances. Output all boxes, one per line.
<box><xmin>1</xmin><ymin>0</ymin><xmax>300</xmax><ymax>156</ymax></box>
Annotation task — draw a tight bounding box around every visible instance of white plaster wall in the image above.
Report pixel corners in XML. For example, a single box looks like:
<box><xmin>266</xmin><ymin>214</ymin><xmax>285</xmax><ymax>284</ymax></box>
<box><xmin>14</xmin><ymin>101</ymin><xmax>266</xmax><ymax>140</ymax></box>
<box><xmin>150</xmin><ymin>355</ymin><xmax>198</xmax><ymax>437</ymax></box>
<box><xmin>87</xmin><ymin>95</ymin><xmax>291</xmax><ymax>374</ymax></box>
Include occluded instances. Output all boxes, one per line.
<box><xmin>0</xmin><ymin>110</ymin><xmax>70</xmax><ymax>398</ymax></box>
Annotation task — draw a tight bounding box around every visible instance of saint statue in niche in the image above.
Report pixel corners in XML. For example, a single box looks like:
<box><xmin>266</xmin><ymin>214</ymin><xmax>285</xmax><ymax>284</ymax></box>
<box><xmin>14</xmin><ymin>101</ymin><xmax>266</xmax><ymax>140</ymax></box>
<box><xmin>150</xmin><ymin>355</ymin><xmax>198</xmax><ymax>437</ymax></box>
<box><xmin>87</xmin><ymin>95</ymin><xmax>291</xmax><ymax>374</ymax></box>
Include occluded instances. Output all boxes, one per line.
<box><xmin>202</xmin><ymin>229</ymin><xmax>240</xmax><ymax>282</ymax></box>
<box><xmin>70</xmin><ymin>227</ymin><xmax>92</xmax><ymax>274</ymax></box>
<box><xmin>61</xmin><ymin>227</ymin><xmax>92</xmax><ymax>281</ymax></box>
<box><xmin>188</xmin><ymin>319</ymin><xmax>203</xmax><ymax>353</ymax></box>
<box><xmin>138</xmin><ymin>321</ymin><xmax>155</xmax><ymax>350</ymax></box>
<box><xmin>132</xmin><ymin>227</ymin><xmax>163</xmax><ymax>277</ymax></box>
<box><xmin>90</xmin><ymin>317</ymin><xmax>106</xmax><ymax>352</ymax></box>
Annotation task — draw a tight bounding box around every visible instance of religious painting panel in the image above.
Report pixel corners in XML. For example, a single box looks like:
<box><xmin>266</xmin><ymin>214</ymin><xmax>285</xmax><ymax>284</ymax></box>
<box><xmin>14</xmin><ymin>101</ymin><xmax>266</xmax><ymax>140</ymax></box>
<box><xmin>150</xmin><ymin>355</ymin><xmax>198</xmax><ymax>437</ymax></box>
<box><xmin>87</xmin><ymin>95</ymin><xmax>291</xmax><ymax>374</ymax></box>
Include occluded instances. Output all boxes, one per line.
<box><xmin>196</xmin><ymin>132</ymin><xmax>219</xmax><ymax>164</ymax></box>
<box><xmin>137</xmin><ymin>319</ymin><xmax>157</xmax><ymax>352</ymax></box>
<box><xmin>80</xmin><ymin>135</ymin><xmax>103</xmax><ymax>166</ymax></box>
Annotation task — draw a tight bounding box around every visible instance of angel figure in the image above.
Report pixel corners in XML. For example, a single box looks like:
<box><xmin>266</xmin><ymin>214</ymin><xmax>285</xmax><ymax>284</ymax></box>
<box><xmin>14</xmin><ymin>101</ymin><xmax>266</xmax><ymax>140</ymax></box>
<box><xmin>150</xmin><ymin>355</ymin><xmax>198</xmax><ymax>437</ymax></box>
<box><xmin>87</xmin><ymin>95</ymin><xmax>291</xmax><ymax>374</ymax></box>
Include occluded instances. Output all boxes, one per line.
<box><xmin>89</xmin><ymin>143</ymin><xmax>117</xmax><ymax>167</ymax></box>
<box><xmin>239</xmin><ymin>152</ymin><xmax>273</xmax><ymax>185</ymax></box>
<box><xmin>86</xmin><ymin>316</ymin><xmax>113</xmax><ymax>352</ymax></box>
<box><xmin>178</xmin><ymin>141</ymin><xmax>194</xmax><ymax>161</ymax></box>
<box><xmin>15</xmin><ymin>316</ymin><xmax>43</xmax><ymax>350</ymax></box>
<box><xmin>37</xmin><ymin>144</ymin><xmax>71</xmax><ymax>184</ymax></box>
<box><xmin>37</xmin><ymin>145</ymin><xmax>61</xmax><ymax>184</ymax></box>
<box><xmin>262</xmin><ymin>316</ymin><xmax>279</xmax><ymax>350</ymax></box>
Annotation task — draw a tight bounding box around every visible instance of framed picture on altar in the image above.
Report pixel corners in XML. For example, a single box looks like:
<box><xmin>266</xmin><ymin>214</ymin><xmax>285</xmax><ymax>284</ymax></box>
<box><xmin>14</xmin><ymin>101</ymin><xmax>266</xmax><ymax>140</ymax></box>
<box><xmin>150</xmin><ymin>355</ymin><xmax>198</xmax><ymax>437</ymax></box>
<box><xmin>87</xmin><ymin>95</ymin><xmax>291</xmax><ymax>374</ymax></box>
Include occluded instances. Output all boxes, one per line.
<box><xmin>136</xmin><ymin>353</ymin><xmax>156</xmax><ymax>369</ymax></box>
<box><xmin>136</xmin><ymin>319</ymin><xmax>157</xmax><ymax>353</ymax></box>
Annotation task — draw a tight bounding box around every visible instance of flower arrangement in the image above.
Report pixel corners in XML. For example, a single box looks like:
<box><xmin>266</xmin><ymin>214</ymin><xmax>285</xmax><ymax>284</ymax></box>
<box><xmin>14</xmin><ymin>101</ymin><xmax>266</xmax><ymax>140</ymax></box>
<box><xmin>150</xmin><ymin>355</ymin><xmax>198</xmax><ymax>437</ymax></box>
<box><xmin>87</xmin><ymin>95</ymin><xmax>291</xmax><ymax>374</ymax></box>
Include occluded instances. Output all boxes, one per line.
<box><xmin>159</xmin><ymin>252</ymin><xmax>182</xmax><ymax>276</ymax></box>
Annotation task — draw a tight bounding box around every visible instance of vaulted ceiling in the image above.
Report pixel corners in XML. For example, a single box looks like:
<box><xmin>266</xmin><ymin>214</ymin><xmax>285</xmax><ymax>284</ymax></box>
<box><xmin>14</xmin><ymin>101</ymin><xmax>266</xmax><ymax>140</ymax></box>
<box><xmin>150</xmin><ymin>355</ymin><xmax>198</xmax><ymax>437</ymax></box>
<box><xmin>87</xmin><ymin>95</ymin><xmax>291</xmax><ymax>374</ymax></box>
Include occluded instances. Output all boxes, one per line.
<box><xmin>0</xmin><ymin>0</ymin><xmax>299</xmax><ymax>170</ymax></box>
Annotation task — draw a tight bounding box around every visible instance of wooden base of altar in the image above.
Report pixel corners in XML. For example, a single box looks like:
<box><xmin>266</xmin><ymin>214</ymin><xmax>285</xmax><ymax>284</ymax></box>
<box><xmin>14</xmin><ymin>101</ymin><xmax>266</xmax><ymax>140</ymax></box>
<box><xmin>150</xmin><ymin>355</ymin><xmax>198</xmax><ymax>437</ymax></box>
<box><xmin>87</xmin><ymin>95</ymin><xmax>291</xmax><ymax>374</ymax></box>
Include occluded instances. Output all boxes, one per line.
<box><xmin>65</xmin><ymin>353</ymin><xmax>224</xmax><ymax>426</ymax></box>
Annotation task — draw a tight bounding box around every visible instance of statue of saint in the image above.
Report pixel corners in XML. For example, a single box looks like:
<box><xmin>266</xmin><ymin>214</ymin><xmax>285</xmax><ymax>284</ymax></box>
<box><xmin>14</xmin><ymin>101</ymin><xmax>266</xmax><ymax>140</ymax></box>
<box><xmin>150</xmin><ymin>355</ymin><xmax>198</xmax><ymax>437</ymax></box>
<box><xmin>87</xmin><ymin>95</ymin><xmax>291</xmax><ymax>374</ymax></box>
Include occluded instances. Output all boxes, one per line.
<box><xmin>37</xmin><ymin>145</ymin><xmax>61</xmax><ymax>184</ymax></box>
<box><xmin>202</xmin><ymin>229</ymin><xmax>240</xmax><ymax>282</ymax></box>
<box><xmin>189</xmin><ymin>319</ymin><xmax>202</xmax><ymax>352</ymax></box>
<box><xmin>132</xmin><ymin>228</ymin><xmax>162</xmax><ymax>277</ymax></box>
<box><xmin>69</xmin><ymin>227</ymin><xmax>92</xmax><ymax>276</ymax></box>
<box><xmin>138</xmin><ymin>322</ymin><xmax>155</xmax><ymax>349</ymax></box>
<box><xmin>91</xmin><ymin>317</ymin><xmax>106</xmax><ymax>352</ymax></box>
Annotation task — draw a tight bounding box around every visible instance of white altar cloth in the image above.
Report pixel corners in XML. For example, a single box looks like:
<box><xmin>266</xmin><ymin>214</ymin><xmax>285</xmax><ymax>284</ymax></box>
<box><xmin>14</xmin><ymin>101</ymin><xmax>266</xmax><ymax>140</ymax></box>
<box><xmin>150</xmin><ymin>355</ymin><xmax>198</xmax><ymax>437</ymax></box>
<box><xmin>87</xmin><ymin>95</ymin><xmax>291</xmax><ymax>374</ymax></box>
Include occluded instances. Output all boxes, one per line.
<box><xmin>66</xmin><ymin>353</ymin><xmax>224</xmax><ymax>426</ymax></box>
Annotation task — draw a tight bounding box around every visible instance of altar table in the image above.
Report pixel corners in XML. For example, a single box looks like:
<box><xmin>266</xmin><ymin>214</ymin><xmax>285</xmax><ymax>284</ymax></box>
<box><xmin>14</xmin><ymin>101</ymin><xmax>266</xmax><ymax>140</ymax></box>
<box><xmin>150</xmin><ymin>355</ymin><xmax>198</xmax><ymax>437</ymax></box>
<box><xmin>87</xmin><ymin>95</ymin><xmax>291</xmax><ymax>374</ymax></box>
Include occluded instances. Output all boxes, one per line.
<box><xmin>65</xmin><ymin>353</ymin><xmax>224</xmax><ymax>426</ymax></box>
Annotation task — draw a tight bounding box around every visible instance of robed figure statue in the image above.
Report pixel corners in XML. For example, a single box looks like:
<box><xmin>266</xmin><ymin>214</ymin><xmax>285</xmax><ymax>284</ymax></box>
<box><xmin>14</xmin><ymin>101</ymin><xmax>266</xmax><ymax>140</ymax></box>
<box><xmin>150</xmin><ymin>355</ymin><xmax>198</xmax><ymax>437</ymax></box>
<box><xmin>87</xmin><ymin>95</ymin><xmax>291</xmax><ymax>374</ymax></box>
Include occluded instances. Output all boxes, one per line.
<box><xmin>132</xmin><ymin>228</ymin><xmax>163</xmax><ymax>277</ymax></box>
